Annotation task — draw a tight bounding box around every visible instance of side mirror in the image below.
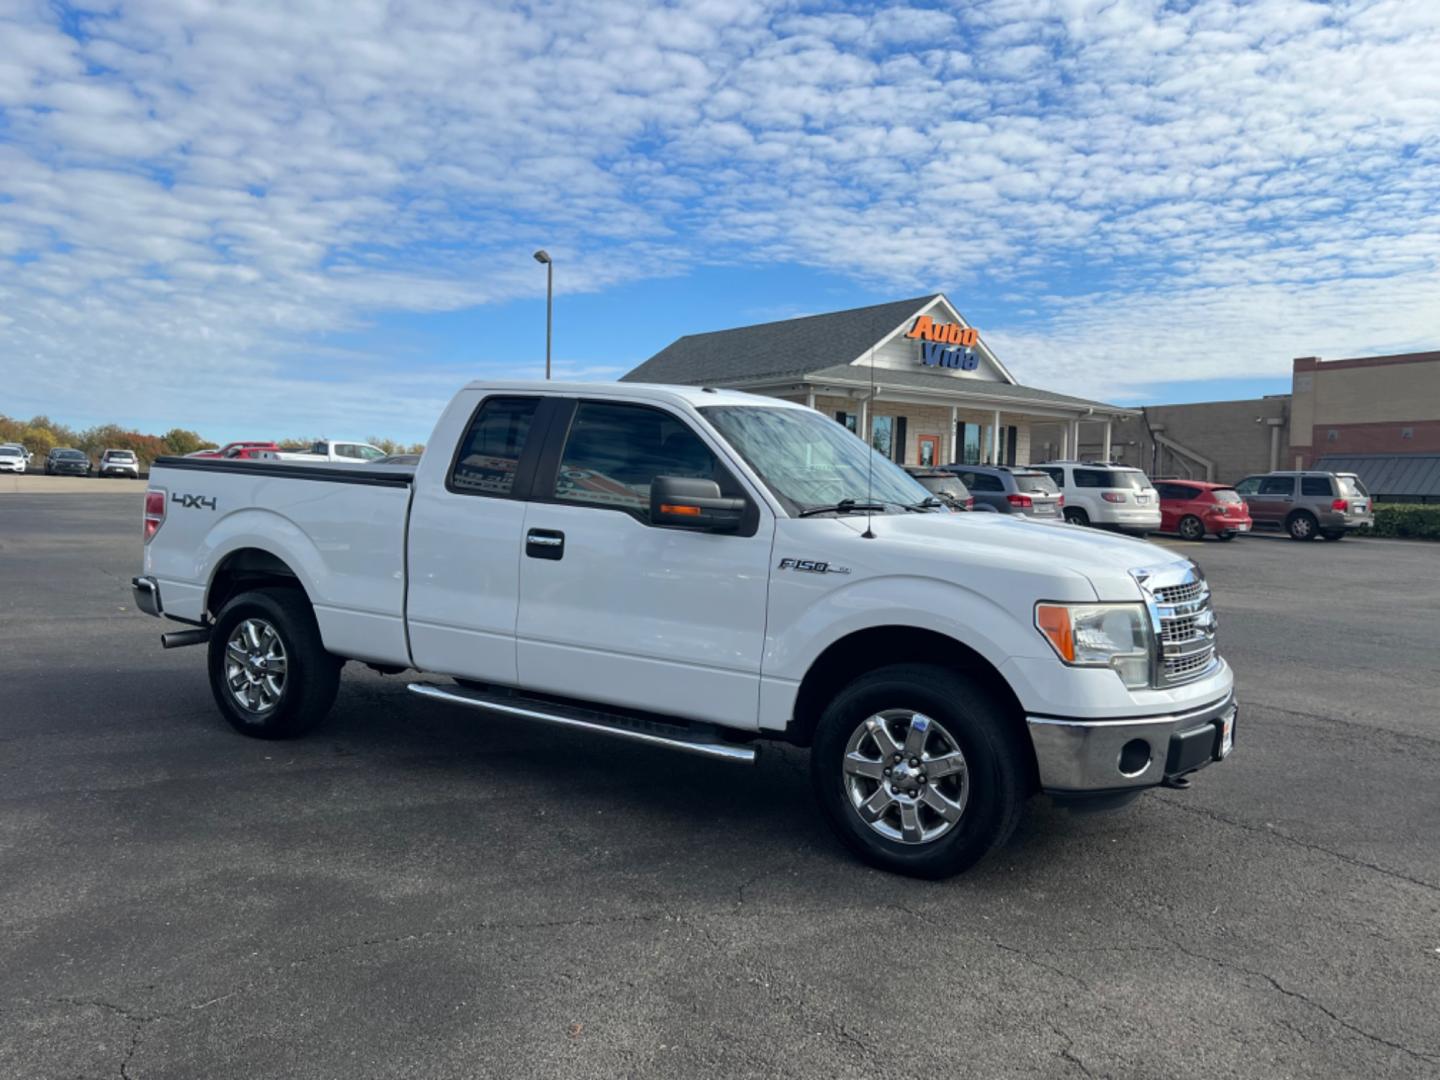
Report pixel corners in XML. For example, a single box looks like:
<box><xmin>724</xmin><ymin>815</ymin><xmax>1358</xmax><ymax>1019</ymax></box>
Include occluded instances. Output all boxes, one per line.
<box><xmin>650</xmin><ymin>476</ymin><xmax>745</xmax><ymax>532</ymax></box>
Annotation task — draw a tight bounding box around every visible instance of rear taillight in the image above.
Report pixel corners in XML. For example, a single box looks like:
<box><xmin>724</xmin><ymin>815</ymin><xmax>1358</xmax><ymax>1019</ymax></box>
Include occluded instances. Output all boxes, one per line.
<box><xmin>1057</xmin><ymin>494</ymin><xmax>1064</xmax><ymax>506</ymax></box>
<box><xmin>1007</xmin><ymin>493</ymin><xmax>1032</xmax><ymax>509</ymax></box>
<box><xmin>144</xmin><ymin>488</ymin><xmax>166</xmax><ymax>542</ymax></box>
<box><xmin>1332</xmin><ymin>499</ymin><xmax>1348</xmax><ymax>512</ymax></box>
<box><xmin>1102</xmin><ymin>491</ymin><xmax>1126</xmax><ymax>503</ymax></box>
<box><xmin>964</xmin><ymin>497</ymin><xmax>975</xmax><ymax>511</ymax></box>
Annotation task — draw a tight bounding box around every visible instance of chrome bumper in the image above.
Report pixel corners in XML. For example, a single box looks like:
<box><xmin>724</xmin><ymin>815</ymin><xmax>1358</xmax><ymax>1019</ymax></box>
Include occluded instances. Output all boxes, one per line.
<box><xmin>132</xmin><ymin>576</ymin><xmax>163</xmax><ymax>618</ymax></box>
<box><xmin>1028</xmin><ymin>692</ymin><xmax>1236</xmax><ymax>795</ymax></box>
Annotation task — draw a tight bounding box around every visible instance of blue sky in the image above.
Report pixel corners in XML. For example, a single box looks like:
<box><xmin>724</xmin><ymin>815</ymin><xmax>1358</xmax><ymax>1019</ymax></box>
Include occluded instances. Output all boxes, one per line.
<box><xmin>3</xmin><ymin>0</ymin><xmax>1438</xmax><ymax>444</ymax></box>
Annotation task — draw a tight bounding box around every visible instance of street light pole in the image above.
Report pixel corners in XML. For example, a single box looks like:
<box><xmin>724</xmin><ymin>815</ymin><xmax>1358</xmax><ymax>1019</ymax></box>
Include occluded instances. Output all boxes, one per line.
<box><xmin>533</xmin><ymin>249</ymin><xmax>552</xmax><ymax>379</ymax></box>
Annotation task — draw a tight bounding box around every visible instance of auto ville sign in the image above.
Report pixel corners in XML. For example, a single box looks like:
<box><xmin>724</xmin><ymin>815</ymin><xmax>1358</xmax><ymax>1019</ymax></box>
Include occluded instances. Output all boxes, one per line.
<box><xmin>905</xmin><ymin>316</ymin><xmax>980</xmax><ymax>371</ymax></box>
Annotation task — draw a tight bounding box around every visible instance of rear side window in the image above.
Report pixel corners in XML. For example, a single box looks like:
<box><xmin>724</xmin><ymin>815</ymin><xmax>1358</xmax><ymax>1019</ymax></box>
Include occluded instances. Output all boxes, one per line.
<box><xmin>1013</xmin><ymin>472</ymin><xmax>1058</xmax><ymax>495</ymax></box>
<box><xmin>1035</xmin><ymin>466</ymin><xmax>1063</xmax><ymax>485</ymax></box>
<box><xmin>1301</xmin><ymin>476</ymin><xmax>1334</xmax><ymax>497</ymax></box>
<box><xmin>1258</xmin><ymin>476</ymin><xmax>1294</xmax><ymax>496</ymax></box>
<box><xmin>967</xmin><ymin>472</ymin><xmax>1005</xmax><ymax>492</ymax></box>
<box><xmin>551</xmin><ymin>401</ymin><xmax>722</xmax><ymax>518</ymax></box>
<box><xmin>1074</xmin><ymin>469</ymin><xmax>1108</xmax><ymax>488</ymax></box>
<box><xmin>451</xmin><ymin>396</ymin><xmax>541</xmax><ymax>496</ymax></box>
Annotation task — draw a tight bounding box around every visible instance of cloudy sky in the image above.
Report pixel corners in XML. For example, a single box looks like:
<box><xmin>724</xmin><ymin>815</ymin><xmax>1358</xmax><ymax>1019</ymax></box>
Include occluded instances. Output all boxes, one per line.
<box><xmin>3</xmin><ymin>0</ymin><xmax>1438</xmax><ymax>443</ymax></box>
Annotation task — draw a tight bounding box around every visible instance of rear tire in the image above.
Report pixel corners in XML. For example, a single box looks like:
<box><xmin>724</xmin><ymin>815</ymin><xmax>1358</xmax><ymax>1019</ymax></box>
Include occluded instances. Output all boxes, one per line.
<box><xmin>809</xmin><ymin>663</ymin><xmax>1030</xmax><ymax>879</ymax></box>
<box><xmin>1178</xmin><ymin>515</ymin><xmax>1205</xmax><ymax>541</ymax></box>
<box><xmin>1064</xmin><ymin>507</ymin><xmax>1089</xmax><ymax>527</ymax></box>
<box><xmin>208</xmin><ymin>588</ymin><xmax>341</xmax><ymax>739</ymax></box>
<box><xmin>1286</xmin><ymin>512</ymin><xmax>1318</xmax><ymax>541</ymax></box>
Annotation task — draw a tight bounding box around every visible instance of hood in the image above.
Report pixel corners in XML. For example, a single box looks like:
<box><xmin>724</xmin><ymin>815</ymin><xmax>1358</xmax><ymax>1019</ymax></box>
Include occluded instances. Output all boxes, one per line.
<box><xmin>837</xmin><ymin>510</ymin><xmax>1189</xmax><ymax>600</ymax></box>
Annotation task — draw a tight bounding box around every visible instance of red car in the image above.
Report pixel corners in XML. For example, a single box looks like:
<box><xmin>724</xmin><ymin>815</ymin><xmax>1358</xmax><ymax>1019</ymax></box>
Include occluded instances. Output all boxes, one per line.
<box><xmin>1156</xmin><ymin>480</ymin><xmax>1253</xmax><ymax>541</ymax></box>
<box><xmin>192</xmin><ymin>441</ymin><xmax>282</xmax><ymax>460</ymax></box>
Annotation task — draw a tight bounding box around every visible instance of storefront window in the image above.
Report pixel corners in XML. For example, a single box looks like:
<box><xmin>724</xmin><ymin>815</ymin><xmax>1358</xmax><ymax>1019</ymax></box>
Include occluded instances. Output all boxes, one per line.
<box><xmin>871</xmin><ymin>415</ymin><xmax>893</xmax><ymax>459</ymax></box>
<box><xmin>961</xmin><ymin>423</ymin><xmax>981</xmax><ymax>465</ymax></box>
<box><xmin>835</xmin><ymin>411</ymin><xmax>857</xmax><ymax>433</ymax></box>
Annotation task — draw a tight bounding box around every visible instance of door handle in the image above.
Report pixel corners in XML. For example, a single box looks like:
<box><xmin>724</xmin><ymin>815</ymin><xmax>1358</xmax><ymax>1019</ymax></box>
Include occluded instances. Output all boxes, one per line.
<box><xmin>526</xmin><ymin>528</ymin><xmax>565</xmax><ymax>560</ymax></box>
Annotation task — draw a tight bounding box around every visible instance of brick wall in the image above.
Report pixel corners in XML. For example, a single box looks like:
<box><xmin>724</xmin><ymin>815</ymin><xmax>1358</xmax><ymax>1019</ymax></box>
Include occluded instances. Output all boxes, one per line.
<box><xmin>1301</xmin><ymin>419</ymin><xmax>1440</xmax><ymax>466</ymax></box>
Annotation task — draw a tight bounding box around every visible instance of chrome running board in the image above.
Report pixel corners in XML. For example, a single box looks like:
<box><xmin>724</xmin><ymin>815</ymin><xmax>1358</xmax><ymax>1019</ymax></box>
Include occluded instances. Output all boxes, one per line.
<box><xmin>407</xmin><ymin>682</ymin><xmax>757</xmax><ymax>764</ymax></box>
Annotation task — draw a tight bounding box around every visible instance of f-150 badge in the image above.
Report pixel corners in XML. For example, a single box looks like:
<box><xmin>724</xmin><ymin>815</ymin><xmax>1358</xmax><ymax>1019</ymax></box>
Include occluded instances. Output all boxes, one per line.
<box><xmin>778</xmin><ymin>558</ymin><xmax>850</xmax><ymax>575</ymax></box>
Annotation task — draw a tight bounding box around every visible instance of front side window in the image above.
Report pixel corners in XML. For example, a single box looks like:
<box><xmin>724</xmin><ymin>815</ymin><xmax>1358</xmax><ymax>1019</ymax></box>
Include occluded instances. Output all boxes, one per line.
<box><xmin>1233</xmin><ymin>477</ymin><xmax>1259</xmax><ymax>495</ymax></box>
<box><xmin>1258</xmin><ymin>476</ymin><xmax>1295</xmax><ymax>496</ymax></box>
<box><xmin>552</xmin><ymin>402</ymin><xmax>721</xmax><ymax>517</ymax></box>
<box><xmin>357</xmin><ymin>445</ymin><xmax>386</xmax><ymax>461</ymax></box>
<box><xmin>451</xmin><ymin>396</ymin><xmax>540</xmax><ymax>496</ymax></box>
<box><xmin>701</xmin><ymin>405</ymin><xmax>931</xmax><ymax>515</ymax></box>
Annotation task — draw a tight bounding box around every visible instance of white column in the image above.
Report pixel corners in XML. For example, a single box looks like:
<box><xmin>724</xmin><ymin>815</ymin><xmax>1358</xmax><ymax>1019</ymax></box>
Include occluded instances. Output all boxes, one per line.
<box><xmin>991</xmin><ymin>409</ymin><xmax>1002</xmax><ymax>465</ymax></box>
<box><xmin>1071</xmin><ymin>420</ymin><xmax>1081</xmax><ymax>459</ymax></box>
<box><xmin>805</xmin><ymin>387</ymin><xmax>815</xmax><ymax>410</ymax></box>
<box><xmin>1102</xmin><ymin>420</ymin><xmax>1112</xmax><ymax>462</ymax></box>
<box><xmin>1060</xmin><ymin>423</ymin><xmax>1069</xmax><ymax>459</ymax></box>
<box><xmin>859</xmin><ymin>396</ymin><xmax>869</xmax><ymax>443</ymax></box>
<box><xmin>948</xmin><ymin>406</ymin><xmax>958</xmax><ymax>465</ymax></box>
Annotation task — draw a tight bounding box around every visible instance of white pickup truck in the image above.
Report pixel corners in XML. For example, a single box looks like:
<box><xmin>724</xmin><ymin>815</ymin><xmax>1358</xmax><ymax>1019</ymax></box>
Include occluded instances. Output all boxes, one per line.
<box><xmin>134</xmin><ymin>381</ymin><xmax>1235</xmax><ymax>877</ymax></box>
<box><xmin>279</xmin><ymin>439</ymin><xmax>389</xmax><ymax>464</ymax></box>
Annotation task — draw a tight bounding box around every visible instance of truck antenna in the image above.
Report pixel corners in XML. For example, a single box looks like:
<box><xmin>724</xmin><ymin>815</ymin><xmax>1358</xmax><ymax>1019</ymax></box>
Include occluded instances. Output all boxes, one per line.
<box><xmin>863</xmin><ymin>345</ymin><xmax>876</xmax><ymax>539</ymax></box>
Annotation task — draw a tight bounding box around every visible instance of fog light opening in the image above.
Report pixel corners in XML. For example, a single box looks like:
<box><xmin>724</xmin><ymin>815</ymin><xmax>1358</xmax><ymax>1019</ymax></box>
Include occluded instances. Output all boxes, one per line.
<box><xmin>1118</xmin><ymin>739</ymin><xmax>1152</xmax><ymax>778</ymax></box>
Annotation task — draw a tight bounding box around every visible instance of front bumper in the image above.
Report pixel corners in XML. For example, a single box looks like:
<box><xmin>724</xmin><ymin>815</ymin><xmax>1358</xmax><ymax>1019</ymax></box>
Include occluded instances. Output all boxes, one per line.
<box><xmin>1028</xmin><ymin>691</ymin><xmax>1236</xmax><ymax>795</ymax></box>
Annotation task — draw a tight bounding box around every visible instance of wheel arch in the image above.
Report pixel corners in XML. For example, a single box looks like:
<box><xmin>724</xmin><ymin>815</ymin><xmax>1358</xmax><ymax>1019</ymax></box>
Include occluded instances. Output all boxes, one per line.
<box><xmin>785</xmin><ymin>625</ymin><xmax>1038</xmax><ymax>790</ymax></box>
<box><xmin>206</xmin><ymin>546</ymin><xmax>313</xmax><ymax>619</ymax></box>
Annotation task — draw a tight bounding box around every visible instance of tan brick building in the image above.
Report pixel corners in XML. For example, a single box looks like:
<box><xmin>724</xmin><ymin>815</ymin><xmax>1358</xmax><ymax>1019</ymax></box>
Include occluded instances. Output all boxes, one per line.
<box><xmin>623</xmin><ymin>294</ymin><xmax>1134</xmax><ymax>468</ymax></box>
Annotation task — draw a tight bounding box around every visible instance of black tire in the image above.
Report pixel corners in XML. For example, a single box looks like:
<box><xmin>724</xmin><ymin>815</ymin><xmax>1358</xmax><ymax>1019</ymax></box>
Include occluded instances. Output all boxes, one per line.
<box><xmin>208</xmin><ymin>588</ymin><xmax>341</xmax><ymax>739</ymax></box>
<box><xmin>809</xmin><ymin>663</ymin><xmax>1030</xmax><ymax>879</ymax></box>
<box><xmin>1216</xmin><ymin>531</ymin><xmax>1237</xmax><ymax>542</ymax></box>
<box><xmin>1320</xmin><ymin>530</ymin><xmax>1345</xmax><ymax>541</ymax></box>
<box><xmin>1178</xmin><ymin>515</ymin><xmax>1205</xmax><ymax>542</ymax></box>
<box><xmin>1063</xmin><ymin>507</ymin><xmax>1089</xmax><ymax>526</ymax></box>
<box><xmin>1286</xmin><ymin>511</ymin><xmax>1318</xmax><ymax>541</ymax></box>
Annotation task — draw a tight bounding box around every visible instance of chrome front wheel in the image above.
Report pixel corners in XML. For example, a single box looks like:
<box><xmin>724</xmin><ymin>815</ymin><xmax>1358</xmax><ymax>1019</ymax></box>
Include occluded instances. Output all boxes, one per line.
<box><xmin>224</xmin><ymin>618</ymin><xmax>288</xmax><ymax>713</ymax></box>
<box><xmin>843</xmin><ymin>709</ymin><xmax>969</xmax><ymax>845</ymax></box>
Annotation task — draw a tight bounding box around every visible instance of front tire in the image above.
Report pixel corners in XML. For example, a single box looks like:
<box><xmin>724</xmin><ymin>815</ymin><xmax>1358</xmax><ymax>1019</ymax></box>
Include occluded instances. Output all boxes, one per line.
<box><xmin>1216</xmin><ymin>531</ymin><xmax>1237</xmax><ymax>542</ymax></box>
<box><xmin>810</xmin><ymin>664</ymin><xmax>1030</xmax><ymax>879</ymax></box>
<box><xmin>1178</xmin><ymin>515</ymin><xmax>1205</xmax><ymax>541</ymax></box>
<box><xmin>208</xmin><ymin>588</ymin><xmax>341</xmax><ymax>739</ymax></box>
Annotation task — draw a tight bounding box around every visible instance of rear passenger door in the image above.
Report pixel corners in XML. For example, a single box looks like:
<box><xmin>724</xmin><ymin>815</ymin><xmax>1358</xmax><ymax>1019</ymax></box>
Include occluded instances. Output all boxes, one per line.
<box><xmin>514</xmin><ymin>399</ymin><xmax>774</xmax><ymax>729</ymax></box>
<box><xmin>406</xmin><ymin>395</ymin><xmax>555</xmax><ymax>684</ymax></box>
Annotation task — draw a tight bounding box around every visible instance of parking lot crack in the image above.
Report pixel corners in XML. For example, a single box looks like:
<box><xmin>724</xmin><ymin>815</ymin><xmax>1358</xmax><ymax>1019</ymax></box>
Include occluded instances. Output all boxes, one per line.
<box><xmin>1152</xmin><ymin>795</ymin><xmax>1440</xmax><ymax>895</ymax></box>
<box><xmin>1050</xmin><ymin>1023</ymin><xmax>1101</xmax><ymax>1078</ymax></box>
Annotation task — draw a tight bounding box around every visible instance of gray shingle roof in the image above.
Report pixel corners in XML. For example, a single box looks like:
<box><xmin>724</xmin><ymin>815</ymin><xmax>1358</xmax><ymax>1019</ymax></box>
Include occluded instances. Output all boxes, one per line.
<box><xmin>622</xmin><ymin>295</ymin><xmax>939</xmax><ymax>385</ymax></box>
<box><xmin>801</xmin><ymin>364</ymin><xmax>1129</xmax><ymax>412</ymax></box>
<box><xmin>1314</xmin><ymin>454</ymin><xmax>1440</xmax><ymax>499</ymax></box>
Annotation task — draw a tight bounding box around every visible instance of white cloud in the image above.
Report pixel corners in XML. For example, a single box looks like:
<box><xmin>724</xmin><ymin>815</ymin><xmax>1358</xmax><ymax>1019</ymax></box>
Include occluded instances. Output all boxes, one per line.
<box><xmin>1</xmin><ymin>0</ymin><xmax>1439</xmax><ymax>438</ymax></box>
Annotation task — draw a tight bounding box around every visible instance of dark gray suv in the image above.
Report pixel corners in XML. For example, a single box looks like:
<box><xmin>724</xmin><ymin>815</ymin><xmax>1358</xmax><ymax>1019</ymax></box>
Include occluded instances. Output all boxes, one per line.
<box><xmin>941</xmin><ymin>464</ymin><xmax>1063</xmax><ymax>519</ymax></box>
<box><xmin>1233</xmin><ymin>470</ymin><xmax>1374</xmax><ymax>540</ymax></box>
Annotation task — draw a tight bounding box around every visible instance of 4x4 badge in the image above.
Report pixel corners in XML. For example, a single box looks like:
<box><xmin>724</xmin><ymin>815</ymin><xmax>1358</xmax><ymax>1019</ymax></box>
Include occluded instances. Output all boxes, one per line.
<box><xmin>172</xmin><ymin>493</ymin><xmax>217</xmax><ymax>510</ymax></box>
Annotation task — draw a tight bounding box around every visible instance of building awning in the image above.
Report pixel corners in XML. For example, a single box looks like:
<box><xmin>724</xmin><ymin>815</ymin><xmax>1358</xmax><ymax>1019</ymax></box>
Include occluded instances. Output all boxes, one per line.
<box><xmin>1314</xmin><ymin>454</ymin><xmax>1440</xmax><ymax>499</ymax></box>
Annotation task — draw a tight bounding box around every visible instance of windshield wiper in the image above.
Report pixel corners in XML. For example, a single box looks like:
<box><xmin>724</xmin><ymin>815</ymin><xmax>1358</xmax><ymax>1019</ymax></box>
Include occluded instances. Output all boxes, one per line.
<box><xmin>905</xmin><ymin>497</ymin><xmax>944</xmax><ymax>512</ymax></box>
<box><xmin>797</xmin><ymin>499</ymin><xmax>889</xmax><ymax>518</ymax></box>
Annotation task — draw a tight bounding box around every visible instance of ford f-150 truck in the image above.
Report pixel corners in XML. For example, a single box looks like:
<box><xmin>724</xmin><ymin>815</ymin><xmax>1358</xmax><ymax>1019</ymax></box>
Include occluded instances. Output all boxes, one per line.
<box><xmin>134</xmin><ymin>381</ymin><xmax>1235</xmax><ymax>878</ymax></box>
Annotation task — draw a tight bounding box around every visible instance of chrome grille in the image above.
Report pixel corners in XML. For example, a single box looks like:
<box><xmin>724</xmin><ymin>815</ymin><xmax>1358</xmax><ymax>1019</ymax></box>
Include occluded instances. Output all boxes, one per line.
<box><xmin>1134</xmin><ymin>564</ymin><xmax>1217</xmax><ymax>687</ymax></box>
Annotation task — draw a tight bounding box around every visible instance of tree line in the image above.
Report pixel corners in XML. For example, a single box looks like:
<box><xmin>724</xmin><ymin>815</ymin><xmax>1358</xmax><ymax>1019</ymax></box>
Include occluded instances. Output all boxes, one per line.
<box><xmin>0</xmin><ymin>415</ymin><xmax>423</xmax><ymax>469</ymax></box>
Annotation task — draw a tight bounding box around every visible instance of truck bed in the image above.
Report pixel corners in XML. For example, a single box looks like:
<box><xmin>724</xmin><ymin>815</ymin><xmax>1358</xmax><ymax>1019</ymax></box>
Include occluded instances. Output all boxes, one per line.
<box><xmin>144</xmin><ymin>455</ymin><xmax>416</xmax><ymax>666</ymax></box>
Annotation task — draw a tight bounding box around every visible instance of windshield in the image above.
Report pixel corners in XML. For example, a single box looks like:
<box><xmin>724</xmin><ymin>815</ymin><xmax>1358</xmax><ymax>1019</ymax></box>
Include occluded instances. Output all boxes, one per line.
<box><xmin>56</xmin><ymin>450</ymin><xmax>86</xmax><ymax>459</ymax></box>
<box><xmin>1337</xmin><ymin>475</ymin><xmax>1368</xmax><ymax>498</ymax></box>
<box><xmin>1014</xmin><ymin>472</ymin><xmax>1059</xmax><ymax>495</ymax></box>
<box><xmin>700</xmin><ymin>405</ymin><xmax>932</xmax><ymax>514</ymax></box>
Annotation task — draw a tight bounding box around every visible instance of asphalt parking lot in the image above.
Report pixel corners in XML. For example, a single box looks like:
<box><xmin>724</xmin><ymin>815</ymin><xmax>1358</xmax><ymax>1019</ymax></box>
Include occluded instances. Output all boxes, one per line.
<box><xmin>3</xmin><ymin>494</ymin><xmax>1438</xmax><ymax>1079</ymax></box>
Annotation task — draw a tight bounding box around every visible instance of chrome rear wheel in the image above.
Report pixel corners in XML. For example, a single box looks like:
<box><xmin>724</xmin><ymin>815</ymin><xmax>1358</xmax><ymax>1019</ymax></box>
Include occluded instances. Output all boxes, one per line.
<box><xmin>224</xmin><ymin>618</ymin><xmax>288</xmax><ymax>714</ymax></box>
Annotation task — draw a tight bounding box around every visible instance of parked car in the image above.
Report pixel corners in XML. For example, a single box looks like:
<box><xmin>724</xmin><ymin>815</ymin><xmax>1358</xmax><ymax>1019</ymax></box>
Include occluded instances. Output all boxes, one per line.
<box><xmin>1156</xmin><ymin>480</ymin><xmax>1252</xmax><ymax>541</ymax></box>
<box><xmin>185</xmin><ymin>447</ymin><xmax>221</xmax><ymax>457</ymax></box>
<box><xmin>192</xmin><ymin>441</ymin><xmax>283</xmax><ymax>460</ymax></box>
<box><xmin>279</xmin><ymin>440</ymin><xmax>389</xmax><ymax>464</ymax></box>
<box><xmin>98</xmin><ymin>449</ymin><xmax>141</xmax><ymax>478</ymax></box>
<box><xmin>1232</xmin><ymin>470</ymin><xmax>1374</xmax><ymax>540</ymax></box>
<box><xmin>1033</xmin><ymin>462</ymin><xmax>1160</xmax><ymax>534</ymax></box>
<box><xmin>135</xmin><ymin>381</ymin><xmax>1235</xmax><ymax>879</ymax></box>
<box><xmin>45</xmin><ymin>448</ymin><xmax>91</xmax><ymax>476</ymax></box>
<box><xmin>0</xmin><ymin>445</ymin><xmax>27</xmax><ymax>473</ymax></box>
<box><xmin>375</xmin><ymin>453</ymin><xmax>422</xmax><ymax>467</ymax></box>
<box><xmin>940</xmin><ymin>464</ymin><xmax>1062</xmax><ymax>518</ymax></box>
<box><xmin>903</xmin><ymin>466</ymin><xmax>973</xmax><ymax>510</ymax></box>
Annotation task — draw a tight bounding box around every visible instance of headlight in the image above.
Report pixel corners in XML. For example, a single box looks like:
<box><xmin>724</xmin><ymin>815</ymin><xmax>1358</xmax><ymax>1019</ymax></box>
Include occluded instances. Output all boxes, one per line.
<box><xmin>1035</xmin><ymin>602</ymin><xmax>1153</xmax><ymax>689</ymax></box>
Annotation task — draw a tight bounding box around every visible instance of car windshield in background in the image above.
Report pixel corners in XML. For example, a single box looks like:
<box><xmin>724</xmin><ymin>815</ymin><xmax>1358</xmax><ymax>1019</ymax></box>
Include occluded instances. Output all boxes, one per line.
<box><xmin>1337</xmin><ymin>476</ymin><xmax>1369</xmax><ymax>498</ymax></box>
<box><xmin>915</xmin><ymin>476</ymin><xmax>968</xmax><ymax>500</ymax></box>
<box><xmin>1014</xmin><ymin>472</ymin><xmax>1059</xmax><ymax>495</ymax></box>
<box><xmin>700</xmin><ymin>406</ymin><xmax>931</xmax><ymax>514</ymax></box>
<box><xmin>56</xmin><ymin>450</ymin><xmax>86</xmax><ymax>460</ymax></box>
<box><xmin>107</xmin><ymin>452</ymin><xmax>135</xmax><ymax>460</ymax></box>
<box><xmin>1212</xmin><ymin>488</ymin><xmax>1243</xmax><ymax>503</ymax></box>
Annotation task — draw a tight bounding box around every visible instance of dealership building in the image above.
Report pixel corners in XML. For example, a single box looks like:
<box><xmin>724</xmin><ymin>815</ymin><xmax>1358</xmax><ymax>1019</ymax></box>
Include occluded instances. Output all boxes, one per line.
<box><xmin>624</xmin><ymin>294</ymin><xmax>1135</xmax><ymax>468</ymax></box>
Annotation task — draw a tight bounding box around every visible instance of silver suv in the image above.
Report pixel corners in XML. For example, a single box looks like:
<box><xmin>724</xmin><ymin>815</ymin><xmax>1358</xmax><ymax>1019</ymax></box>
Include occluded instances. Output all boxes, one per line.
<box><xmin>1034</xmin><ymin>462</ymin><xmax>1161</xmax><ymax>535</ymax></box>
<box><xmin>1232</xmin><ymin>470</ymin><xmax>1373</xmax><ymax>541</ymax></box>
<box><xmin>99</xmin><ymin>449</ymin><xmax>140</xmax><ymax>478</ymax></box>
